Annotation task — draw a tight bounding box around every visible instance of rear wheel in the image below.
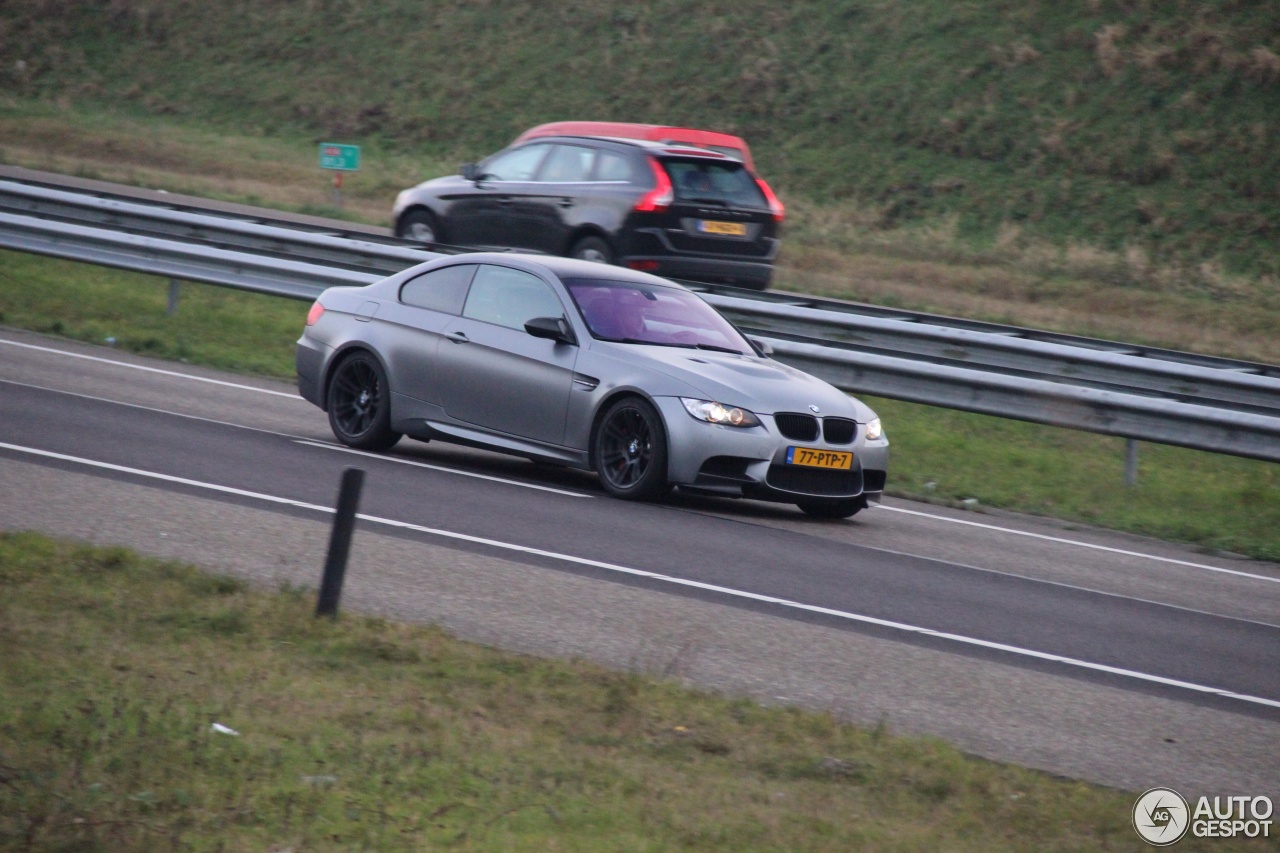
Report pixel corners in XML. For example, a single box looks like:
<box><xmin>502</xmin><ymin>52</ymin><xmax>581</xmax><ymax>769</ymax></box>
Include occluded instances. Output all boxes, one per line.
<box><xmin>327</xmin><ymin>352</ymin><xmax>401</xmax><ymax>451</ymax></box>
<box><xmin>796</xmin><ymin>497</ymin><xmax>865</xmax><ymax>520</ymax></box>
<box><xmin>592</xmin><ymin>397</ymin><xmax>668</xmax><ymax>500</ymax></box>
<box><xmin>397</xmin><ymin>209</ymin><xmax>445</xmax><ymax>246</ymax></box>
<box><xmin>569</xmin><ymin>235</ymin><xmax>613</xmax><ymax>265</ymax></box>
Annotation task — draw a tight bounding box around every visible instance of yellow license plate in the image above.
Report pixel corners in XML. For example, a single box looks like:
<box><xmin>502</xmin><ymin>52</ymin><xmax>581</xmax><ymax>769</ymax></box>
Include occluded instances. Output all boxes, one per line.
<box><xmin>699</xmin><ymin>220</ymin><xmax>747</xmax><ymax>236</ymax></box>
<box><xmin>786</xmin><ymin>447</ymin><xmax>853</xmax><ymax>470</ymax></box>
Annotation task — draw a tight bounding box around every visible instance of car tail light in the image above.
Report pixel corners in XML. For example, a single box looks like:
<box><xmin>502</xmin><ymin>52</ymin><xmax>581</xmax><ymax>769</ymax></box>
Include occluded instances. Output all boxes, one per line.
<box><xmin>634</xmin><ymin>158</ymin><xmax>674</xmax><ymax>213</ymax></box>
<box><xmin>306</xmin><ymin>301</ymin><xmax>326</xmax><ymax>326</ymax></box>
<box><xmin>626</xmin><ymin>260</ymin><xmax>660</xmax><ymax>272</ymax></box>
<box><xmin>756</xmin><ymin>177</ymin><xmax>785</xmax><ymax>222</ymax></box>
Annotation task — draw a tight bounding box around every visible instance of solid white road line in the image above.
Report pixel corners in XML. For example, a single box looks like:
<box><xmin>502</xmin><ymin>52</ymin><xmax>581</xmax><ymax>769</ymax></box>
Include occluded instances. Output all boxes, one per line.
<box><xmin>295</xmin><ymin>439</ymin><xmax>592</xmax><ymax>498</ymax></box>
<box><xmin>2</xmin><ymin>440</ymin><xmax>1277</xmax><ymax>712</ymax></box>
<box><xmin>0</xmin><ymin>338</ymin><xmax>301</xmax><ymax>399</ymax></box>
<box><xmin>872</xmin><ymin>504</ymin><xmax>1280</xmax><ymax>585</ymax></box>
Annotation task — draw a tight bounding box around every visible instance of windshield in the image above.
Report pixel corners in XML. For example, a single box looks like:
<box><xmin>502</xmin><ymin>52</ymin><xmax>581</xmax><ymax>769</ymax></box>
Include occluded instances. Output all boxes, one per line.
<box><xmin>565</xmin><ymin>278</ymin><xmax>752</xmax><ymax>354</ymax></box>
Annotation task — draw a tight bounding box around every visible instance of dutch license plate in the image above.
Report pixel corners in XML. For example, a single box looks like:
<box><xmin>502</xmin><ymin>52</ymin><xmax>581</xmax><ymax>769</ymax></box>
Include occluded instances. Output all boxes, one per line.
<box><xmin>786</xmin><ymin>447</ymin><xmax>853</xmax><ymax>470</ymax></box>
<box><xmin>698</xmin><ymin>220</ymin><xmax>747</xmax><ymax>236</ymax></box>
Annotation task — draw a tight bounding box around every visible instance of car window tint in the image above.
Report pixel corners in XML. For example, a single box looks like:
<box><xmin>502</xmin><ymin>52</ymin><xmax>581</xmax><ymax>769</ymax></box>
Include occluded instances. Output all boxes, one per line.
<box><xmin>399</xmin><ymin>264</ymin><xmax>477</xmax><ymax>314</ymax></box>
<box><xmin>539</xmin><ymin>144</ymin><xmax>596</xmax><ymax>182</ymax></box>
<box><xmin>484</xmin><ymin>144</ymin><xmax>550</xmax><ymax>181</ymax></box>
<box><xmin>463</xmin><ymin>265</ymin><xmax>564</xmax><ymax>330</ymax></box>
<box><xmin>662</xmin><ymin>159</ymin><xmax>767</xmax><ymax>207</ymax></box>
<box><xmin>594</xmin><ymin>151</ymin><xmax>635</xmax><ymax>183</ymax></box>
<box><xmin>564</xmin><ymin>277</ymin><xmax>750</xmax><ymax>354</ymax></box>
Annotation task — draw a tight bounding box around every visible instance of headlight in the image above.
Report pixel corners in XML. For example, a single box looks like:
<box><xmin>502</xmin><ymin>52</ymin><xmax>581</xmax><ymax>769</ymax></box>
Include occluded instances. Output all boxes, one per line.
<box><xmin>680</xmin><ymin>398</ymin><xmax>761</xmax><ymax>428</ymax></box>
<box><xmin>864</xmin><ymin>417</ymin><xmax>883</xmax><ymax>441</ymax></box>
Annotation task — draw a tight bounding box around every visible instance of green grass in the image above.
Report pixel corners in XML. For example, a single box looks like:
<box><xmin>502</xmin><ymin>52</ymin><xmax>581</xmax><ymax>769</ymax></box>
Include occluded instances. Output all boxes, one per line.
<box><xmin>2</xmin><ymin>0</ymin><xmax>1278</xmax><ymax>278</ymax></box>
<box><xmin>1</xmin><ymin>532</ymin><xmax>1271</xmax><ymax>852</ymax></box>
<box><xmin>2</xmin><ymin>249</ymin><xmax>1276</xmax><ymax>561</ymax></box>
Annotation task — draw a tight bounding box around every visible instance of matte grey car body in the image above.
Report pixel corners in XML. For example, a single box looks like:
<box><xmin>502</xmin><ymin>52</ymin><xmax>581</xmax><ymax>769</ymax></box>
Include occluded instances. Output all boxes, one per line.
<box><xmin>296</xmin><ymin>253</ymin><xmax>888</xmax><ymax>516</ymax></box>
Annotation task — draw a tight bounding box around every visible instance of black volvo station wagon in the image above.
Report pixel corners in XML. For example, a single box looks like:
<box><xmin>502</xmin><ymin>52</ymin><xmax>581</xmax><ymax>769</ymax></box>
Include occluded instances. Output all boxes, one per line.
<box><xmin>392</xmin><ymin>135</ymin><xmax>780</xmax><ymax>290</ymax></box>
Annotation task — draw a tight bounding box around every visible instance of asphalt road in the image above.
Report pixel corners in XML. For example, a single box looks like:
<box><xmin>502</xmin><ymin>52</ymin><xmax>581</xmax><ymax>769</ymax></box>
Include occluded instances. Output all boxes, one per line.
<box><xmin>2</xmin><ymin>327</ymin><xmax>1278</xmax><ymax>796</ymax></box>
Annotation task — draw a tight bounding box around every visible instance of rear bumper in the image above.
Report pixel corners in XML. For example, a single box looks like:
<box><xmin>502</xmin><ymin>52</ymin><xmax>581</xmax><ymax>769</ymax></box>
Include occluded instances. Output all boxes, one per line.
<box><xmin>622</xmin><ymin>228</ymin><xmax>777</xmax><ymax>290</ymax></box>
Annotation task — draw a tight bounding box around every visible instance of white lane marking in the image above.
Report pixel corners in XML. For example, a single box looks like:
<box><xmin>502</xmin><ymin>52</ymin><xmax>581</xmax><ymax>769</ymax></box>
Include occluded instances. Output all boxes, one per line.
<box><xmin>872</xmin><ymin>504</ymin><xmax>1280</xmax><ymax>585</ymax></box>
<box><xmin>0</xmin><ymin>338</ymin><xmax>301</xmax><ymax>399</ymax></box>
<box><xmin>295</xmin><ymin>440</ymin><xmax>591</xmax><ymax>498</ymax></box>
<box><xmin>3</xmin><ymin>440</ymin><xmax>1278</xmax><ymax>712</ymax></box>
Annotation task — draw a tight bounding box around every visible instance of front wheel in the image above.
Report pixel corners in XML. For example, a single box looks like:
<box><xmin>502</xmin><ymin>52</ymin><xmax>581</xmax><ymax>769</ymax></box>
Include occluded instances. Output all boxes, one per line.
<box><xmin>326</xmin><ymin>351</ymin><xmax>401</xmax><ymax>451</ymax></box>
<box><xmin>796</xmin><ymin>497</ymin><xmax>865</xmax><ymax>520</ymax></box>
<box><xmin>397</xmin><ymin>209</ymin><xmax>445</xmax><ymax>246</ymax></box>
<box><xmin>592</xmin><ymin>397</ymin><xmax>668</xmax><ymax>500</ymax></box>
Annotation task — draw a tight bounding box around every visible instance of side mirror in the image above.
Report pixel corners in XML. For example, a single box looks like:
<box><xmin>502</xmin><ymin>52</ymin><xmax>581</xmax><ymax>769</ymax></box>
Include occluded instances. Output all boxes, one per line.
<box><xmin>460</xmin><ymin>163</ymin><xmax>480</xmax><ymax>182</ymax></box>
<box><xmin>525</xmin><ymin>316</ymin><xmax>576</xmax><ymax>345</ymax></box>
<box><xmin>748</xmin><ymin>336</ymin><xmax>773</xmax><ymax>357</ymax></box>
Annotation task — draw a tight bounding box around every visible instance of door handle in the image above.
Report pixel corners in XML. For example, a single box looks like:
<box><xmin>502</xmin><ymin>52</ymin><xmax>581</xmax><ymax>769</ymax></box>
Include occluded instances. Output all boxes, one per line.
<box><xmin>446</xmin><ymin>331</ymin><xmax>470</xmax><ymax>344</ymax></box>
<box><xmin>557</xmin><ymin>198</ymin><xmax>574</xmax><ymax>208</ymax></box>
<box><xmin>496</xmin><ymin>196</ymin><xmax>513</xmax><ymax>206</ymax></box>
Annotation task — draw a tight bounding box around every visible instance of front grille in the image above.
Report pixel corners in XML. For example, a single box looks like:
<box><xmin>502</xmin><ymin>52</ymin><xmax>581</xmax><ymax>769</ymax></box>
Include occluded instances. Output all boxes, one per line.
<box><xmin>821</xmin><ymin>418</ymin><xmax>856</xmax><ymax>445</ymax></box>
<box><xmin>766</xmin><ymin>464</ymin><xmax>862</xmax><ymax>497</ymax></box>
<box><xmin>774</xmin><ymin>413</ymin><xmax>819</xmax><ymax>442</ymax></box>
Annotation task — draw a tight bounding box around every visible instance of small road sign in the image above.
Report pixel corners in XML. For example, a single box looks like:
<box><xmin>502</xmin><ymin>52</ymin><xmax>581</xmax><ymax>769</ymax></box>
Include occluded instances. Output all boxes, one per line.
<box><xmin>319</xmin><ymin>143</ymin><xmax>360</xmax><ymax>171</ymax></box>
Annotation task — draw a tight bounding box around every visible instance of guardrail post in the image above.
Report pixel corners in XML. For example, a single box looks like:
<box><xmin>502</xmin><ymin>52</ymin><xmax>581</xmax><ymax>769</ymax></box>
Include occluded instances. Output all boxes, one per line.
<box><xmin>166</xmin><ymin>279</ymin><xmax>181</xmax><ymax>317</ymax></box>
<box><xmin>1124</xmin><ymin>439</ymin><xmax>1139</xmax><ymax>487</ymax></box>
<box><xmin>316</xmin><ymin>467</ymin><xmax>365</xmax><ymax>618</ymax></box>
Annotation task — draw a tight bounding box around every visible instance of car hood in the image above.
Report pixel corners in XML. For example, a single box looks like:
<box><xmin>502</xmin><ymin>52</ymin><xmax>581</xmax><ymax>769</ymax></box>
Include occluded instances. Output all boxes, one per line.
<box><xmin>598</xmin><ymin>343</ymin><xmax>877</xmax><ymax>421</ymax></box>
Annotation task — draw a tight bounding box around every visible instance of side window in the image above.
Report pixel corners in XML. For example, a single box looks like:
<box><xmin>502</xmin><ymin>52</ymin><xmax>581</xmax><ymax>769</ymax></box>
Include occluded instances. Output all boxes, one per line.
<box><xmin>538</xmin><ymin>144</ymin><xmax>596</xmax><ymax>182</ymax></box>
<box><xmin>399</xmin><ymin>264</ymin><xmax>477</xmax><ymax>315</ymax></box>
<box><xmin>462</xmin><ymin>265</ymin><xmax>564</xmax><ymax>331</ymax></box>
<box><xmin>594</xmin><ymin>151</ymin><xmax>636</xmax><ymax>183</ymax></box>
<box><xmin>483</xmin><ymin>144</ymin><xmax>550</xmax><ymax>181</ymax></box>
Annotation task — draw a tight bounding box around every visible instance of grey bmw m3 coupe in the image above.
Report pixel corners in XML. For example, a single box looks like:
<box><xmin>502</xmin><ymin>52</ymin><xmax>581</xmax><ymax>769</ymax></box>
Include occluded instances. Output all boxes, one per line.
<box><xmin>296</xmin><ymin>253</ymin><xmax>888</xmax><ymax>518</ymax></box>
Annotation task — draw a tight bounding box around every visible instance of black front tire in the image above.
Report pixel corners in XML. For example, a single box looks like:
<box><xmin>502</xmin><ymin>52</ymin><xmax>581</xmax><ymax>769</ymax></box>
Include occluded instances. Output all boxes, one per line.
<box><xmin>796</xmin><ymin>497</ymin><xmax>866</xmax><ymax>520</ymax></box>
<box><xmin>397</xmin><ymin>209</ymin><xmax>445</xmax><ymax>246</ymax></box>
<box><xmin>569</xmin><ymin>235</ymin><xmax>613</xmax><ymax>265</ymax></box>
<box><xmin>326</xmin><ymin>351</ymin><xmax>401</xmax><ymax>451</ymax></box>
<box><xmin>592</xmin><ymin>397</ymin><xmax>668</xmax><ymax>500</ymax></box>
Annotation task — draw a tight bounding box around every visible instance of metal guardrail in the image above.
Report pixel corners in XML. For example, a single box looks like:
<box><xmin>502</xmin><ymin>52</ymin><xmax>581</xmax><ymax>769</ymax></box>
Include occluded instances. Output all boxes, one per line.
<box><xmin>2</xmin><ymin>176</ymin><xmax>1279</xmax><ymax>463</ymax></box>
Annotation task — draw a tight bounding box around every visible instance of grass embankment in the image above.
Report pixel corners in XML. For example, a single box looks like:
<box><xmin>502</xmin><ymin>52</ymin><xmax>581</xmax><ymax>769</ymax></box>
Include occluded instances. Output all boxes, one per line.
<box><xmin>3</xmin><ymin>249</ymin><xmax>1277</xmax><ymax>562</ymax></box>
<box><xmin>2</xmin><ymin>532</ymin><xmax>1269</xmax><ymax>852</ymax></box>
<box><xmin>2</xmin><ymin>0</ymin><xmax>1278</xmax><ymax>278</ymax></box>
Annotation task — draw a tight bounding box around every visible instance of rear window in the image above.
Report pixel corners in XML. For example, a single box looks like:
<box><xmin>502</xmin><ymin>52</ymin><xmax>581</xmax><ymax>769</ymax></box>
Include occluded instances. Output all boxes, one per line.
<box><xmin>661</xmin><ymin>158</ymin><xmax>766</xmax><ymax>209</ymax></box>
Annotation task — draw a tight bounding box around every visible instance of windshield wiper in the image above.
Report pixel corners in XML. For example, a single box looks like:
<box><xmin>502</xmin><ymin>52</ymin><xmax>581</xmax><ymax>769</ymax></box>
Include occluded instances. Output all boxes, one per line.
<box><xmin>692</xmin><ymin>343</ymin><xmax>746</xmax><ymax>354</ymax></box>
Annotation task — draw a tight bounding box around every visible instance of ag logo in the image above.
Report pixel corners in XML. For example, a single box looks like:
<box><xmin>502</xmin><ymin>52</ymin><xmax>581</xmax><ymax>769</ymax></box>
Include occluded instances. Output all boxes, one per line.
<box><xmin>1133</xmin><ymin>787</ymin><xmax>1190</xmax><ymax>846</ymax></box>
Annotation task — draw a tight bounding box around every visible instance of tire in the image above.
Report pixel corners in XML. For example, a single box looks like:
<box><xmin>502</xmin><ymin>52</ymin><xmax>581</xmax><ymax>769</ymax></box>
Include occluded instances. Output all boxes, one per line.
<box><xmin>397</xmin><ymin>209</ymin><xmax>445</xmax><ymax>246</ymax></box>
<box><xmin>796</xmin><ymin>497</ymin><xmax>865</xmax><ymax>520</ymax></box>
<box><xmin>592</xmin><ymin>397</ymin><xmax>668</xmax><ymax>500</ymax></box>
<box><xmin>569</xmin><ymin>235</ymin><xmax>613</xmax><ymax>265</ymax></box>
<box><xmin>326</xmin><ymin>351</ymin><xmax>401</xmax><ymax>451</ymax></box>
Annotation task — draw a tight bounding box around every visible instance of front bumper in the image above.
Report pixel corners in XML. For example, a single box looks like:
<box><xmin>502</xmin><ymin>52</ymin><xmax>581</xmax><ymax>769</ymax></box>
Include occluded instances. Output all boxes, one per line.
<box><xmin>655</xmin><ymin>398</ymin><xmax>889</xmax><ymax>504</ymax></box>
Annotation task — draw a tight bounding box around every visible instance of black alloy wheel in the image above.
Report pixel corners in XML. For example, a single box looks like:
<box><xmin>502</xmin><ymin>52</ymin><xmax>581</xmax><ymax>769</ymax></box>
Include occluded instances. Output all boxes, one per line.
<box><xmin>796</xmin><ymin>497</ymin><xmax>865</xmax><ymax>520</ymax></box>
<box><xmin>593</xmin><ymin>397</ymin><xmax>669</xmax><ymax>500</ymax></box>
<box><xmin>326</xmin><ymin>351</ymin><xmax>401</xmax><ymax>451</ymax></box>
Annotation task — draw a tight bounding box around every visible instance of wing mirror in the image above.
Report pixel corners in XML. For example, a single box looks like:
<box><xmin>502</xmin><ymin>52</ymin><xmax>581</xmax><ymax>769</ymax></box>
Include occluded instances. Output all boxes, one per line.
<box><xmin>460</xmin><ymin>163</ymin><xmax>481</xmax><ymax>182</ymax></box>
<box><xmin>748</xmin><ymin>336</ymin><xmax>774</xmax><ymax>357</ymax></box>
<box><xmin>525</xmin><ymin>316</ymin><xmax>577</xmax><ymax>345</ymax></box>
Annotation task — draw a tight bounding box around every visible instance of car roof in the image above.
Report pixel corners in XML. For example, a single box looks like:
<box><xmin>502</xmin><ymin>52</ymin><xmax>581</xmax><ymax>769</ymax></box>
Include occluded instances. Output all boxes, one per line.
<box><xmin>514</xmin><ymin>121</ymin><xmax>755</xmax><ymax>170</ymax></box>
<box><xmin>429</xmin><ymin>252</ymin><xmax>689</xmax><ymax>290</ymax></box>
<box><xmin>520</xmin><ymin>134</ymin><xmax>742</xmax><ymax>163</ymax></box>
